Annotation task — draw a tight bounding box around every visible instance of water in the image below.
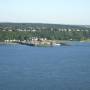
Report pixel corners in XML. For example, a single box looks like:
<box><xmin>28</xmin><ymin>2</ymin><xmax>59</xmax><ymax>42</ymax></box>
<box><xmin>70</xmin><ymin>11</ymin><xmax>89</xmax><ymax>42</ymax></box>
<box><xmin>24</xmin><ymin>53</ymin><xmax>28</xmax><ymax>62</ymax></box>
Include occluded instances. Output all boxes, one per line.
<box><xmin>0</xmin><ymin>42</ymin><xmax>90</xmax><ymax>90</ymax></box>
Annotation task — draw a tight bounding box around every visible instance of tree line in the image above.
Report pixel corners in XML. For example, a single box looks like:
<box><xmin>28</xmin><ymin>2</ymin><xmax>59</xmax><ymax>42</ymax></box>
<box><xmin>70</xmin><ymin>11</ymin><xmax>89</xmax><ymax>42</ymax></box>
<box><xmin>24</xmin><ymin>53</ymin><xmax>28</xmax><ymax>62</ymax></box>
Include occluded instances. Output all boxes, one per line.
<box><xmin>0</xmin><ymin>30</ymin><xmax>90</xmax><ymax>41</ymax></box>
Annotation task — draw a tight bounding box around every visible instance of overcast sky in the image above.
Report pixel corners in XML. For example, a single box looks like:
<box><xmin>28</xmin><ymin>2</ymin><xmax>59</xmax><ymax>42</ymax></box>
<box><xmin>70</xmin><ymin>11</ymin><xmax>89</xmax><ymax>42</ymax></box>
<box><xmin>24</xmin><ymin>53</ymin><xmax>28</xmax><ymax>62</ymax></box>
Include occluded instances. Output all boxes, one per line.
<box><xmin>0</xmin><ymin>0</ymin><xmax>90</xmax><ymax>25</ymax></box>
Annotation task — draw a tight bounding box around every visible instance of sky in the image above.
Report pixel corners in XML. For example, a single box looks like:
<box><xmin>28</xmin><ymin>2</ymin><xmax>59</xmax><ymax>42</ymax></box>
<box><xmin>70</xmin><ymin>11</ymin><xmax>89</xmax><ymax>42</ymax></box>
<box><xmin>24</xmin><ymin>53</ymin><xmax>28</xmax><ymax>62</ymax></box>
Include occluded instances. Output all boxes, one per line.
<box><xmin>0</xmin><ymin>0</ymin><xmax>90</xmax><ymax>25</ymax></box>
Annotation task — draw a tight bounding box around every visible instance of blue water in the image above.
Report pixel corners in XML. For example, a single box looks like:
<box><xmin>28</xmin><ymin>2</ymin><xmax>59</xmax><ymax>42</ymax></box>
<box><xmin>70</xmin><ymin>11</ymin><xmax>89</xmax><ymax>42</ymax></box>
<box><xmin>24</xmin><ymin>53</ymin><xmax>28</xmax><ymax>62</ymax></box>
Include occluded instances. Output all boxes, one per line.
<box><xmin>0</xmin><ymin>42</ymin><xmax>90</xmax><ymax>90</ymax></box>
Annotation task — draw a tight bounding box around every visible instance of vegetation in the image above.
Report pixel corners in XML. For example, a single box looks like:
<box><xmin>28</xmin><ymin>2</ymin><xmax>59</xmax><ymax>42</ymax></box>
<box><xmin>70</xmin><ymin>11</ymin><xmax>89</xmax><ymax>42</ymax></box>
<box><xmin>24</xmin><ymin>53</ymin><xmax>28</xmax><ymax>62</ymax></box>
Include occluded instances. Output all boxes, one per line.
<box><xmin>0</xmin><ymin>23</ymin><xmax>90</xmax><ymax>41</ymax></box>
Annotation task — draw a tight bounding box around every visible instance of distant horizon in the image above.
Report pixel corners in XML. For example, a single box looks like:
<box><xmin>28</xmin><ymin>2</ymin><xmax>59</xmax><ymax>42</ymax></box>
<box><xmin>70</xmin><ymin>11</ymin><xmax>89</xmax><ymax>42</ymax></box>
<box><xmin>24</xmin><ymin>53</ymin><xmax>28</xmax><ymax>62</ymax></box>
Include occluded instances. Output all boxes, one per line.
<box><xmin>0</xmin><ymin>21</ymin><xmax>90</xmax><ymax>26</ymax></box>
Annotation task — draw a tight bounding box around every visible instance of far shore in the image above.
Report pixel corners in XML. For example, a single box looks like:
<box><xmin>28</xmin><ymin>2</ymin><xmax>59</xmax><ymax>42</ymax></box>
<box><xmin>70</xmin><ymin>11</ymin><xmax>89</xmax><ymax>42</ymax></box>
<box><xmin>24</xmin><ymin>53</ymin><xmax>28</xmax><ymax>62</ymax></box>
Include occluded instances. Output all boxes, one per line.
<box><xmin>0</xmin><ymin>40</ymin><xmax>90</xmax><ymax>43</ymax></box>
<box><xmin>0</xmin><ymin>40</ymin><xmax>90</xmax><ymax>45</ymax></box>
<box><xmin>0</xmin><ymin>42</ymin><xmax>19</xmax><ymax>45</ymax></box>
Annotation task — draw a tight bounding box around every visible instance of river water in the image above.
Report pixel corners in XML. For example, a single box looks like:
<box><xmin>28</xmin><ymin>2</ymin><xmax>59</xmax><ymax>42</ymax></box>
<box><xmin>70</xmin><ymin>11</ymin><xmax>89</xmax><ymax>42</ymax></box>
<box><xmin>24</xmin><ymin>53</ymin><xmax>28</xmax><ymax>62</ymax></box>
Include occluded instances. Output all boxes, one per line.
<box><xmin>0</xmin><ymin>42</ymin><xmax>90</xmax><ymax>90</ymax></box>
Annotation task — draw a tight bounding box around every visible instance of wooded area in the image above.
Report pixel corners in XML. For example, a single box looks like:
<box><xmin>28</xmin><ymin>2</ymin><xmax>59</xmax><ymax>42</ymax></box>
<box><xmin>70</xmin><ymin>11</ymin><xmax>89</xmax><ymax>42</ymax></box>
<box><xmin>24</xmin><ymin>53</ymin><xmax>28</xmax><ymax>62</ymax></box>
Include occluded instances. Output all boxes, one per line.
<box><xmin>0</xmin><ymin>23</ymin><xmax>90</xmax><ymax>41</ymax></box>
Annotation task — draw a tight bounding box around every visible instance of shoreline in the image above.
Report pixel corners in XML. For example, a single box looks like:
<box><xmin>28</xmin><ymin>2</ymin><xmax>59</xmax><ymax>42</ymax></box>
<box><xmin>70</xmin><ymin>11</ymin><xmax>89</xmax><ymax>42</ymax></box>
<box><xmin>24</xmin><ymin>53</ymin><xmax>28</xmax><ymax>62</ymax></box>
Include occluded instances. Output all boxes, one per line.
<box><xmin>0</xmin><ymin>40</ymin><xmax>90</xmax><ymax>47</ymax></box>
<box><xmin>0</xmin><ymin>42</ymin><xmax>19</xmax><ymax>45</ymax></box>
